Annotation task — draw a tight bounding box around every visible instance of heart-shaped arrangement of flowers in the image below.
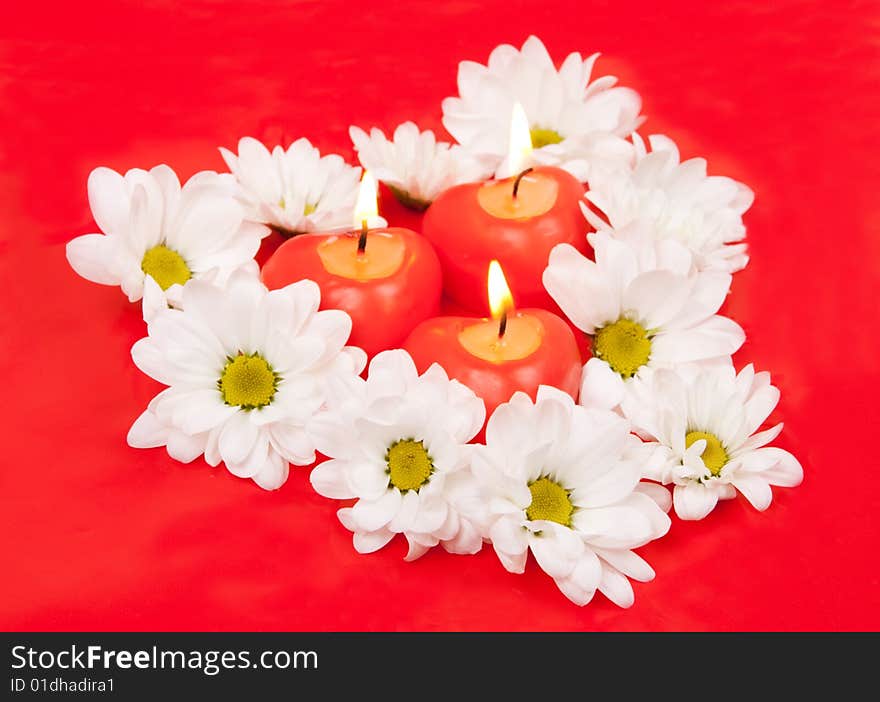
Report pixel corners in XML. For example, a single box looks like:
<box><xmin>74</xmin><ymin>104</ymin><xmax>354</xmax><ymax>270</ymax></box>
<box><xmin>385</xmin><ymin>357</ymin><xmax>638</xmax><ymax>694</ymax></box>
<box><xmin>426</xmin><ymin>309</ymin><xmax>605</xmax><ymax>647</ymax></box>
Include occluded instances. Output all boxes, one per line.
<box><xmin>66</xmin><ymin>37</ymin><xmax>801</xmax><ymax>608</ymax></box>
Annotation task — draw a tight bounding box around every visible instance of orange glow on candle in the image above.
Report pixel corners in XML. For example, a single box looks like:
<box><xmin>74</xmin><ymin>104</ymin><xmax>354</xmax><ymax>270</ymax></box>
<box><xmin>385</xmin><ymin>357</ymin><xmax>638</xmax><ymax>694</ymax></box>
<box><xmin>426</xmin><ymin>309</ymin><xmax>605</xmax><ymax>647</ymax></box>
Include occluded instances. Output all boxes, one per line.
<box><xmin>458</xmin><ymin>261</ymin><xmax>543</xmax><ymax>362</ymax></box>
<box><xmin>317</xmin><ymin>231</ymin><xmax>406</xmax><ymax>281</ymax></box>
<box><xmin>477</xmin><ymin>173</ymin><xmax>558</xmax><ymax>219</ymax></box>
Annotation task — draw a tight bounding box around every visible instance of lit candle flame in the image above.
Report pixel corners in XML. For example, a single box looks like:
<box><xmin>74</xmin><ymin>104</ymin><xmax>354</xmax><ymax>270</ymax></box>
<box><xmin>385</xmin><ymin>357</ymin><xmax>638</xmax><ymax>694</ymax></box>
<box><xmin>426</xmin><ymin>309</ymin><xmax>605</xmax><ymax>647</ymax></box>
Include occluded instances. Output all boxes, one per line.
<box><xmin>353</xmin><ymin>170</ymin><xmax>379</xmax><ymax>230</ymax></box>
<box><xmin>507</xmin><ymin>102</ymin><xmax>533</xmax><ymax>175</ymax></box>
<box><xmin>488</xmin><ymin>259</ymin><xmax>514</xmax><ymax>322</ymax></box>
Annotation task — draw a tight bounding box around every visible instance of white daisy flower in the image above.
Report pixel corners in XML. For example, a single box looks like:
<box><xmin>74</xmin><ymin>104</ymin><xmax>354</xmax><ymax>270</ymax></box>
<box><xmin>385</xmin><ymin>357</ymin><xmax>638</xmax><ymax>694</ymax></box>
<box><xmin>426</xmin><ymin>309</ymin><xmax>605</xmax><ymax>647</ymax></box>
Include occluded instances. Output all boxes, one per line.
<box><xmin>65</xmin><ymin>165</ymin><xmax>266</xmax><ymax>309</ymax></box>
<box><xmin>308</xmin><ymin>350</ymin><xmax>486</xmax><ymax>560</ymax></box>
<box><xmin>219</xmin><ymin>136</ymin><xmax>382</xmax><ymax>237</ymax></box>
<box><xmin>470</xmin><ymin>386</ymin><xmax>671</xmax><ymax>607</ymax></box>
<box><xmin>542</xmin><ymin>225</ymin><xmax>745</xmax><ymax>413</ymax></box>
<box><xmin>583</xmin><ymin>134</ymin><xmax>755</xmax><ymax>272</ymax></box>
<box><xmin>621</xmin><ymin>364</ymin><xmax>803</xmax><ymax>520</ymax></box>
<box><xmin>349</xmin><ymin>122</ymin><xmax>491</xmax><ymax>210</ymax></box>
<box><xmin>127</xmin><ymin>273</ymin><xmax>367</xmax><ymax>490</ymax></box>
<box><xmin>441</xmin><ymin>35</ymin><xmax>642</xmax><ymax>181</ymax></box>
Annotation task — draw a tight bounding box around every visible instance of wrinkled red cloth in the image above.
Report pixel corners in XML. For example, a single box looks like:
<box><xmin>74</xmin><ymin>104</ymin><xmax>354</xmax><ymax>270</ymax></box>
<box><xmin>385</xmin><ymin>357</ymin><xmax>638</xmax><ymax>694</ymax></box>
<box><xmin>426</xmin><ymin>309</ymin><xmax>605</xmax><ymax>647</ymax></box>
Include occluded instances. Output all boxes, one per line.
<box><xmin>1</xmin><ymin>0</ymin><xmax>877</xmax><ymax>631</ymax></box>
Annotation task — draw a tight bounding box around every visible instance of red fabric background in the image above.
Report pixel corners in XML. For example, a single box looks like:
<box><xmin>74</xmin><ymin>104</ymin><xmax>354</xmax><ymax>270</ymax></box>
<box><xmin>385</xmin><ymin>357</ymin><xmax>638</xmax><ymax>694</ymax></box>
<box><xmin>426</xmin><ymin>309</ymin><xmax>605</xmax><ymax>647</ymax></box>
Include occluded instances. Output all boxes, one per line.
<box><xmin>1</xmin><ymin>0</ymin><xmax>878</xmax><ymax>631</ymax></box>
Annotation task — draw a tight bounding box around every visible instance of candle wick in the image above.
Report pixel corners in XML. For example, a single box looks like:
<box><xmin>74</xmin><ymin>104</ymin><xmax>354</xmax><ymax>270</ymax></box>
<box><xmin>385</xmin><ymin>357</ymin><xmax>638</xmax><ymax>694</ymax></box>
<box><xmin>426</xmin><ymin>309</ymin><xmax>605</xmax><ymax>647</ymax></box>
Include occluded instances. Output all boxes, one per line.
<box><xmin>498</xmin><ymin>309</ymin><xmax>508</xmax><ymax>339</ymax></box>
<box><xmin>357</xmin><ymin>219</ymin><xmax>369</xmax><ymax>255</ymax></box>
<box><xmin>512</xmin><ymin>167</ymin><xmax>533</xmax><ymax>199</ymax></box>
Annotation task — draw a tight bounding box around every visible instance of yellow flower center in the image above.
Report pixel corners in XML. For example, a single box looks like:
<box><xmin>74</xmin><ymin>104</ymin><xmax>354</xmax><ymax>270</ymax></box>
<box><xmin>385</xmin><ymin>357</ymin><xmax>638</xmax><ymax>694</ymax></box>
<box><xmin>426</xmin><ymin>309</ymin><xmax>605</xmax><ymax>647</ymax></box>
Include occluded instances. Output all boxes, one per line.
<box><xmin>218</xmin><ymin>353</ymin><xmax>277</xmax><ymax>409</ymax></box>
<box><xmin>141</xmin><ymin>245</ymin><xmax>191</xmax><ymax>291</ymax></box>
<box><xmin>526</xmin><ymin>477</ymin><xmax>574</xmax><ymax>526</ymax></box>
<box><xmin>593</xmin><ymin>318</ymin><xmax>652</xmax><ymax>378</ymax></box>
<box><xmin>685</xmin><ymin>430</ymin><xmax>729</xmax><ymax>476</ymax></box>
<box><xmin>530</xmin><ymin>127</ymin><xmax>564</xmax><ymax>148</ymax></box>
<box><xmin>386</xmin><ymin>439</ymin><xmax>434</xmax><ymax>492</ymax></box>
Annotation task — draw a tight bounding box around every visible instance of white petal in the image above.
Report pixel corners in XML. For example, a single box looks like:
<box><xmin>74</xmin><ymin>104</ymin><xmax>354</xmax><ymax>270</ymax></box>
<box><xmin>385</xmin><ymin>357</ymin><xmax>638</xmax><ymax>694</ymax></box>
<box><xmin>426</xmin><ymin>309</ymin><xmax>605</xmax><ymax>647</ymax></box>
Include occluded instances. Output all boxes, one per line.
<box><xmin>252</xmin><ymin>451</ymin><xmax>289</xmax><ymax>490</ymax></box>
<box><xmin>543</xmin><ymin>244</ymin><xmax>615</xmax><ymax>334</ymax></box>
<box><xmin>634</xmin><ymin>482</ymin><xmax>672</xmax><ymax>513</ymax></box>
<box><xmin>141</xmin><ymin>275</ymin><xmax>169</xmax><ymax>322</ymax></box>
<box><xmin>269</xmin><ymin>422</ymin><xmax>316</xmax><ymax>466</ymax></box>
<box><xmin>300</xmin><ymin>310</ymin><xmax>353</xmax><ymax>364</ymax></box>
<box><xmin>673</xmin><ymin>482</ymin><xmax>719</xmax><ymax>520</ymax></box>
<box><xmin>743</xmin><ymin>385</ymin><xmax>781</xmax><ymax>437</ymax></box>
<box><xmin>217</xmin><ymin>412</ymin><xmax>260</xmax><ymax>467</ymax></box>
<box><xmin>403</xmin><ymin>534</ymin><xmax>432</xmax><ymax>561</ymax></box>
<box><xmin>484</xmin><ymin>395</ymin><xmax>535</xmax><ymax>456</ymax></box>
<box><xmin>622</xmin><ymin>271</ymin><xmax>693</xmax><ymax>329</ymax></box>
<box><xmin>87</xmin><ymin>167</ymin><xmax>129</xmax><ymax>234</ymax></box>
<box><xmin>309</xmin><ymin>459</ymin><xmax>357</xmax><ymax>499</ymax></box>
<box><xmin>575</xmin><ymin>457</ymin><xmax>641</xmax><ymax>509</ymax></box>
<box><xmin>150</xmin><ymin>164</ymin><xmax>182</xmax><ymax>220</ymax></box>
<box><xmin>554</xmin><ymin>577</ymin><xmax>596</xmax><ymax>607</ymax></box>
<box><xmin>351</xmin><ymin>489</ymin><xmax>403</xmax><ymax>531</ymax></box>
<box><xmin>128</xmin><ymin>182</ymin><xmax>163</xmax><ymax>253</ymax></box>
<box><xmin>493</xmin><ymin>543</ymin><xmax>528</xmax><ymax>574</ymax></box>
<box><xmin>336</xmin><ymin>507</ymin><xmax>356</xmax><ymax>531</ymax></box>
<box><xmin>731</xmin><ymin>474</ymin><xmax>774</xmax><ymax>511</ymax></box>
<box><xmin>443</xmin><ymin>518</ymin><xmax>483</xmax><ymax>555</ymax></box>
<box><xmin>529</xmin><ymin>531</ymin><xmax>578</xmax><ymax>579</ymax></box>
<box><xmin>236</xmin><ymin>137</ymin><xmax>282</xmax><ymax>202</ymax></box>
<box><xmin>127</xmin><ymin>409</ymin><xmax>168</xmax><ymax>448</ymax></box>
<box><xmin>752</xmin><ymin>448</ymin><xmax>803</xmax><ymax>487</ymax></box>
<box><xmin>346</xmin><ymin>460</ymin><xmax>391</xmax><ymax>500</ymax></box>
<box><xmin>597</xmin><ymin>564</ymin><xmax>636</xmax><ymax>608</ymax></box>
<box><xmin>163</xmin><ymin>389</ymin><xmax>237</xmax><ymax>435</ymax></box>
<box><xmin>667</xmin><ymin>272</ymin><xmax>732</xmax><ymax>328</ymax></box>
<box><xmin>650</xmin><ymin>317</ymin><xmax>745</xmax><ymax>364</ymax></box>
<box><xmin>352</xmin><ymin>529</ymin><xmax>395</xmax><ymax>554</ymax></box>
<box><xmin>171</xmin><ymin>186</ymin><xmax>244</xmax><ymax>257</ymax></box>
<box><xmin>225</xmin><ymin>428</ymin><xmax>270</xmax><ymax>479</ymax></box>
<box><xmin>166</xmin><ymin>429</ymin><xmax>206</xmax><ymax>463</ymax></box>
<box><xmin>569</xmin><ymin>548</ymin><xmax>603</xmax><ymax>591</ymax></box>
<box><xmin>411</xmin><ymin>496</ymin><xmax>448</xmax><ymax>534</ymax></box>
<box><xmin>388</xmin><ymin>489</ymin><xmax>420</xmax><ymax>532</ymax></box>
<box><xmin>367</xmin><ymin>350</ymin><xmax>419</xmax><ymax>395</ymax></box>
<box><xmin>579</xmin><ymin>358</ymin><xmax>625</xmax><ymax>410</ymax></box>
<box><xmin>736</xmin><ymin>423</ymin><xmax>784</xmax><ymax>454</ymax></box>
<box><xmin>594</xmin><ymin>548</ymin><xmax>655</xmax><ymax>582</ymax></box>
<box><xmin>575</xmin><ymin>502</ymin><xmax>654</xmax><ymax>547</ymax></box>
<box><xmin>488</xmin><ymin>517</ymin><xmax>529</xmax><ymax>563</ymax></box>
<box><xmin>66</xmin><ymin>234</ymin><xmax>122</xmax><ymax>286</ymax></box>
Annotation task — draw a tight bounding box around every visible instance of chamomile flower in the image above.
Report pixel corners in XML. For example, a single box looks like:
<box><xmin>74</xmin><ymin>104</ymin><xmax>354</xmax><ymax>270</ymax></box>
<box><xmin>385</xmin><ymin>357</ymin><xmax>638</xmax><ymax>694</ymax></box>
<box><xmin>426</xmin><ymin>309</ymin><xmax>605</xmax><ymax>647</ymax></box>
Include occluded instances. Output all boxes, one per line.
<box><xmin>349</xmin><ymin>122</ymin><xmax>491</xmax><ymax>210</ymax></box>
<box><xmin>621</xmin><ymin>364</ymin><xmax>803</xmax><ymax>520</ymax></box>
<box><xmin>470</xmin><ymin>387</ymin><xmax>671</xmax><ymax>607</ymax></box>
<box><xmin>542</xmin><ymin>225</ymin><xmax>745</xmax><ymax>412</ymax></box>
<box><xmin>441</xmin><ymin>35</ymin><xmax>642</xmax><ymax>181</ymax></box>
<box><xmin>127</xmin><ymin>273</ymin><xmax>366</xmax><ymax>490</ymax></box>
<box><xmin>308</xmin><ymin>350</ymin><xmax>486</xmax><ymax>560</ymax></box>
<box><xmin>219</xmin><ymin>136</ymin><xmax>382</xmax><ymax>236</ymax></box>
<box><xmin>66</xmin><ymin>165</ymin><xmax>266</xmax><ymax>309</ymax></box>
<box><xmin>583</xmin><ymin>134</ymin><xmax>755</xmax><ymax>272</ymax></box>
